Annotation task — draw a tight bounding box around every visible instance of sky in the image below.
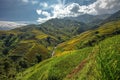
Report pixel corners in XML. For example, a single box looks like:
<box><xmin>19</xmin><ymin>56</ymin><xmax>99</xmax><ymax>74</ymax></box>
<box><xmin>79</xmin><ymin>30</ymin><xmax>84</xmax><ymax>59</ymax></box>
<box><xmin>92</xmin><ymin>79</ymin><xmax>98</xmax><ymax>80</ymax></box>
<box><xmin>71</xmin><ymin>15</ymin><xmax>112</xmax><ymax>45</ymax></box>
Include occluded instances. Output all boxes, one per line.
<box><xmin>0</xmin><ymin>0</ymin><xmax>120</xmax><ymax>24</ymax></box>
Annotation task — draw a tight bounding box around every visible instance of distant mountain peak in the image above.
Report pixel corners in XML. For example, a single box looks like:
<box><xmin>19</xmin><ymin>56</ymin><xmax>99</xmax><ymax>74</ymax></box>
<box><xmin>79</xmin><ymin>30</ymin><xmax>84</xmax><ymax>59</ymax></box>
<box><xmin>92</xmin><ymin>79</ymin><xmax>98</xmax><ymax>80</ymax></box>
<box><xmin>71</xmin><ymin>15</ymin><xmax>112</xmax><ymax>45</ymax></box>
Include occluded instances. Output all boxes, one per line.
<box><xmin>63</xmin><ymin>14</ymin><xmax>111</xmax><ymax>23</ymax></box>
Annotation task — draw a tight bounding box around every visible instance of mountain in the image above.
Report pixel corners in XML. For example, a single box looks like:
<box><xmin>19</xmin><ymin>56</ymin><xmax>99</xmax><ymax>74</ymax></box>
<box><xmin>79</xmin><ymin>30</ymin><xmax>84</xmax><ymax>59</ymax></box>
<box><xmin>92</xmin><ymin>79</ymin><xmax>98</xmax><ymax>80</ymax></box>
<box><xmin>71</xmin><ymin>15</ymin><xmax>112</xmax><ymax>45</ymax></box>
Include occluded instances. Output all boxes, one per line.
<box><xmin>0</xmin><ymin>9</ymin><xmax>120</xmax><ymax>80</ymax></box>
<box><xmin>15</xmin><ymin>9</ymin><xmax>120</xmax><ymax>80</ymax></box>
<box><xmin>0</xmin><ymin>26</ymin><xmax>59</xmax><ymax>79</ymax></box>
<box><xmin>55</xmin><ymin>20</ymin><xmax>120</xmax><ymax>55</ymax></box>
<box><xmin>0</xmin><ymin>18</ymin><xmax>90</xmax><ymax>79</ymax></box>
<box><xmin>100</xmin><ymin>10</ymin><xmax>120</xmax><ymax>25</ymax></box>
<box><xmin>16</xmin><ymin>18</ymin><xmax>120</xmax><ymax>80</ymax></box>
<box><xmin>106</xmin><ymin>10</ymin><xmax>120</xmax><ymax>21</ymax></box>
<box><xmin>0</xmin><ymin>21</ymin><xmax>27</xmax><ymax>30</ymax></box>
<box><xmin>0</xmin><ymin>19</ymin><xmax>96</xmax><ymax>80</ymax></box>
<box><xmin>64</xmin><ymin>14</ymin><xmax>111</xmax><ymax>23</ymax></box>
<box><xmin>0</xmin><ymin>14</ymin><xmax>110</xmax><ymax>30</ymax></box>
<box><xmin>12</xmin><ymin>19</ymin><xmax>92</xmax><ymax>42</ymax></box>
<box><xmin>39</xmin><ymin>18</ymin><xmax>98</xmax><ymax>42</ymax></box>
<box><xmin>54</xmin><ymin>10</ymin><xmax>120</xmax><ymax>54</ymax></box>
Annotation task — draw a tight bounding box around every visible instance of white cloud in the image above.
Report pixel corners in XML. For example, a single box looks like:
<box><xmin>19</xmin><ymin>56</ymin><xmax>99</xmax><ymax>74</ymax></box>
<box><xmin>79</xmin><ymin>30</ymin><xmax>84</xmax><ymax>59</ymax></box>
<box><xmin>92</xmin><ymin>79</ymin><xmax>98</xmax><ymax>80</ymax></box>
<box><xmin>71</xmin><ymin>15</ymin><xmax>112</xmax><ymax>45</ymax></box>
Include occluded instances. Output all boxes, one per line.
<box><xmin>21</xmin><ymin>0</ymin><xmax>29</xmax><ymax>3</ymax></box>
<box><xmin>37</xmin><ymin>17</ymin><xmax>50</xmax><ymax>24</ymax></box>
<box><xmin>36</xmin><ymin>9</ymin><xmax>42</xmax><ymax>15</ymax></box>
<box><xmin>40</xmin><ymin>2</ymin><xmax>48</xmax><ymax>8</ymax></box>
<box><xmin>36</xmin><ymin>9</ymin><xmax>51</xmax><ymax>24</ymax></box>
<box><xmin>21</xmin><ymin>0</ymin><xmax>38</xmax><ymax>4</ymax></box>
<box><xmin>89</xmin><ymin>0</ymin><xmax>120</xmax><ymax>14</ymax></box>
<box><xmin>36</xmin><ymin>0</ymin><xmax>120</xmax><ymax>23</ymax></box>
<box><xmin>36</xmin><ymin>10</ymin><xmax>51</xmax><ymax>17</ymax></box>
<box><xmin>37</xmin><ymin>15</ymin><xmax>55</xmax><ymax>23</ymax></box>
<box><xmin>42</xmin><ymin>11</ymin><xmax>51</xmax><ymax>17</ymax></box>
<box><xmin>36</xmin><ymin>1</ymin><xmax>85</xmax><ymax>23</ymax></box>
<box><xmin>31</xmin><ymin>0</ymin><xmax>38</xmax><ymax>5</ymax></box>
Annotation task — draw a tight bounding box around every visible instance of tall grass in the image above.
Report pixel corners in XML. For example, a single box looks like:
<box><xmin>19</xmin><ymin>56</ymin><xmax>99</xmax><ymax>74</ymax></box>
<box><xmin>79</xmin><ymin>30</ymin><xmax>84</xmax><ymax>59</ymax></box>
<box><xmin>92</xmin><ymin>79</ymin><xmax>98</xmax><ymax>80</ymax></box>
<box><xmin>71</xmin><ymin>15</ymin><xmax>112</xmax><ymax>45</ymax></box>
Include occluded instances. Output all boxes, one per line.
<box><xmin>96</xmin><ymin>35</ymin><xmax>120</xmax><ymax>80</ymax></box>
<box><xmin>65</xmin><ymin>35</ymin><xmax>120</xmax><ymax>80</ymax></box>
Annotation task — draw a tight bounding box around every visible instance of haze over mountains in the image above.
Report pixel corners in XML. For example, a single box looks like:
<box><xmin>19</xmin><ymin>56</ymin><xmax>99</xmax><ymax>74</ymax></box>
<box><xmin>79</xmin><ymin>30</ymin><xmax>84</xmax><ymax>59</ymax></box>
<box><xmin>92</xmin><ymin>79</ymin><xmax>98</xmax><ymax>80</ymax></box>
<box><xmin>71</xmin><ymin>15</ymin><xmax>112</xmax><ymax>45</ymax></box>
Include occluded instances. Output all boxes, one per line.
<box><xmin>0</xmin><ymin>21</ymin><xmax>27</xmax><ymax>30</ymax></box>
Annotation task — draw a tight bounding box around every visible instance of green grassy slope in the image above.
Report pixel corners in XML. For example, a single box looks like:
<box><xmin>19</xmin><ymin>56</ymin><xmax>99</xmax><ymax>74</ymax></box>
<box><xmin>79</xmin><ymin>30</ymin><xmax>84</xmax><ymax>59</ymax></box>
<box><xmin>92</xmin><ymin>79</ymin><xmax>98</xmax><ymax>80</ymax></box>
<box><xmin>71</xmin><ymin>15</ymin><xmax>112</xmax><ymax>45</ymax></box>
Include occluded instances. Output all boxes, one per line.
<box><xmin>55</xmin><ymin>20</ymin><xmax>120</xmax><ymax>56</ymax></box>
<box><xmin>0</xmin><ymin>27</ymin><xmax>58</xmax><ymax>80</ymax></box>
<box><xmin>16</xmin><ymin>34</ymin><xmax>120</xmax><ymax>80</ymax></box>
<box><xmin>65</xmin><ymin>35</ymin><xmax>120</xmax><ymax>80</ymax></box>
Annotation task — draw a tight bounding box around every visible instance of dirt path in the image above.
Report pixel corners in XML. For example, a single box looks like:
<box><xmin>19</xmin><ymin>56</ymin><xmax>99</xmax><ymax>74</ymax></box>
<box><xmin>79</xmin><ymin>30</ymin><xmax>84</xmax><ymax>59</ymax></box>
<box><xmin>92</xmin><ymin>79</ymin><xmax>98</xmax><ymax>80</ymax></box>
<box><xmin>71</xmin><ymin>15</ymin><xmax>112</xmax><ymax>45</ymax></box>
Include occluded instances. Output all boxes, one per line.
<box><xmin>51</xmin><ymin>46</ymin><xmax>57</xmax><ymax>57</ymax></box>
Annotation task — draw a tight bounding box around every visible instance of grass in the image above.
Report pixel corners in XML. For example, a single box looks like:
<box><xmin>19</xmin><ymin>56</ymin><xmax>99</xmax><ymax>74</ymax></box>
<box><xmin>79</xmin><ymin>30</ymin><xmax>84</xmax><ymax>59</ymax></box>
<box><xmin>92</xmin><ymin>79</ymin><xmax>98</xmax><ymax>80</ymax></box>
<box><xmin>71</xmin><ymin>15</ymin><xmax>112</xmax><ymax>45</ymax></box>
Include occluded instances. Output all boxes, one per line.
<box><xmin>31</xmin><ymin>29</ymin><xmax>48</xmax><ymax>39</ymax></box>
<box><xmin>16</xmin><ymin>35</ymin><xmax>120</xmax><ymax>80</ymax></box>
<box><xmin>16</xmin><ymin>47</ymin><xmax>93</xmax><ymax>80</ymax></box>
<box><xmin>95</xmin><ymin>35</ymin><xmax>120</xmax><ymax>80</ymax></box>
<box><xmin>65</xmin><ymin>35</ymin><xmax>120</xmax><ymax>80</ymax></box>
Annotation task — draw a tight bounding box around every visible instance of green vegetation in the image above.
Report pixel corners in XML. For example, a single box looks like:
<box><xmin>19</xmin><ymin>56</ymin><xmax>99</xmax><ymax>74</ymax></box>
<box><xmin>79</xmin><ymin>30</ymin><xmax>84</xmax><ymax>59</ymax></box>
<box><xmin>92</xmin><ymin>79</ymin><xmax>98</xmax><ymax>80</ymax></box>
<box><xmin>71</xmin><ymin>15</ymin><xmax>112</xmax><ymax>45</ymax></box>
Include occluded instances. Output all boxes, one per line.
<box><xmin>55</xmin><ymin>20</ymin><xmax>120</xmax><ymax>56</ymax></box>
<box><xmin>0</xmin><ymin>10</ymin><xmax>120</xmax><ymax>80</ymax></box>
<box><xmin>0</xmin><ymin>27</ymin><xmax>58</xmax><ymax>79</ymax></box>
<box><xmin>0</xmin><ymin>18</ymin><xmax>92</xmax><ymax>79</ymax></box>
<box><xmin>65</xmin><ymin>35</ymin><xmax>120</xmax><ymax>80</ymax></box>
<box><xmin>16</xmin><ymin>35</ymin><xmax>120</xmax><ymax>80</ymax></box>
<box><xmin>39</xmin><ymin>19</ymin><xmax>95</xmax><ymax>41</ymax></box>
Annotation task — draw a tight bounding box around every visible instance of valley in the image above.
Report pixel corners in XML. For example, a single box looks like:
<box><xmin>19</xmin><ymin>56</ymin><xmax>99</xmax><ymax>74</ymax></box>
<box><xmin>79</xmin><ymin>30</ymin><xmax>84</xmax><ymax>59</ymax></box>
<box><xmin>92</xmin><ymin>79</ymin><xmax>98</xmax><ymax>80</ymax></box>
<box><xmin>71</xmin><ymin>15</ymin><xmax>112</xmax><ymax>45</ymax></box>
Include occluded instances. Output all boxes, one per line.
<box><xmin>0</xmin><ymin>9</ymin><xmax>120</xmax><ymax>80</ymax></box>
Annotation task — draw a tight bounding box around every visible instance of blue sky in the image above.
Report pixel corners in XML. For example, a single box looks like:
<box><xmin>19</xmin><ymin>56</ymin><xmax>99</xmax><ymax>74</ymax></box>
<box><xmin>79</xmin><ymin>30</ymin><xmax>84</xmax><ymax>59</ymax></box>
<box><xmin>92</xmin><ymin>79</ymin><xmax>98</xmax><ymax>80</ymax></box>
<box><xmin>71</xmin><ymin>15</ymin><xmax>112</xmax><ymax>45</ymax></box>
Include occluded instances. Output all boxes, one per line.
<box><xmin>0</xmin><ymin>0</ymin><xmax>120</xmax><ymax>24</ymax></box>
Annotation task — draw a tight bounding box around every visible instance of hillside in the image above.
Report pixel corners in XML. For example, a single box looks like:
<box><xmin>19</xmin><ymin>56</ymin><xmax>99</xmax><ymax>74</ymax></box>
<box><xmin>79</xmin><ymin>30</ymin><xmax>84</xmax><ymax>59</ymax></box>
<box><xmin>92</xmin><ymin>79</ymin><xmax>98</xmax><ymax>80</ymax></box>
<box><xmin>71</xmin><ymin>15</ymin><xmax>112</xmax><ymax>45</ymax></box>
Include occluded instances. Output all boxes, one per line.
<box><xmin>55</xmin><ymin>10</ymin><xmax>120</xmax><ymax>52</ymax></box>
<box><xmin>0</xmin><ymin>18</ymin><xmax>95</xmax><ymax>80</ymax></box>
<box><xmin>14</xmin><ymin>19</ymin><xmax>94</xmax><ymax>42</ymax></box>
<box><xmin>0</xmin><ymin>9</ymin><xmax>120</xmax><ymax>80</ymax></box>
<box><xmin>0</xmin><ymin>27</ymin><xmax>59</xmax><ymax>79</ymax></box>
<box><xmin>16</xmin><ymin>34</ymin><xmax>120</xmax><ymax>80</ymax></box>
<box><xmin>15</xmin><ymin>10</ymin><xmax>120</xmax><ymax>80</ymax></box>
<box><xmin>54</xmin><ymin>20</ymin><xmax>120</xmax><ymax>56</ymax></box>
<box><xmin>39</xmin><ymin>19</ymin><xmax>93</xmax><ymax>41</ymax></box>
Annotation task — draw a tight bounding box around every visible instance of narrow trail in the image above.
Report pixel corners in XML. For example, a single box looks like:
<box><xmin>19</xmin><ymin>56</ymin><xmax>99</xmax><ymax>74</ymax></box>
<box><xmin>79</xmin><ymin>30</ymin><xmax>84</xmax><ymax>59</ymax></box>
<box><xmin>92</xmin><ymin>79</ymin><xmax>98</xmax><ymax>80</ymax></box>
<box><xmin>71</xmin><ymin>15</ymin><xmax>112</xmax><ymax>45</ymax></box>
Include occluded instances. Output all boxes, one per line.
<box><xmin>51</xmin><ymin>46</ymin><xmax>57</xmax><ymax>57</ymax></box>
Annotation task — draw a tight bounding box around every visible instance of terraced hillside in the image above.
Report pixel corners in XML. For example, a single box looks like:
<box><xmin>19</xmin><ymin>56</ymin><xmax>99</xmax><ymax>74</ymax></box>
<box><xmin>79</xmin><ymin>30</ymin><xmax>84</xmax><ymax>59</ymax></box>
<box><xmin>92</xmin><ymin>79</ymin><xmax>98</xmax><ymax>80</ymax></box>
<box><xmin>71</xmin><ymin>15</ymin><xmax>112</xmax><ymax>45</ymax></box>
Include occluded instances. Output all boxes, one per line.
<box><xmin>55</xmin><ymin>20</ymin><xmax>120</xmax><ymax>56</ymax></box>
<box><xmin>16</xmin><ymin>34</ymin><xmax>120</xmax><ymax>80</ymax></box>
<box><xmin>0</xmin><ymin>27</ymin><xmax>58</xmax><ymax>79</ymax></box>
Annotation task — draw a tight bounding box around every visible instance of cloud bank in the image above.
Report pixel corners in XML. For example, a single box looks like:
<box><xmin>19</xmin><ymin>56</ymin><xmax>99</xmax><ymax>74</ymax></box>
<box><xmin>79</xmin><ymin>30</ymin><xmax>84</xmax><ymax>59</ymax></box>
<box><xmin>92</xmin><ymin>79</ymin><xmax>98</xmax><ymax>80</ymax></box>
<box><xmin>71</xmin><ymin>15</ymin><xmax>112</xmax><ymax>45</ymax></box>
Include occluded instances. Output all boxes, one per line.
<box><xmin>36</xmin><ymin>0</ymin><xmax>120</xmax><ymax>23</ymax></box>
<box><xmin>0</xmin><ymin>21</ymin><xmax>27</xmax><ymax>30</ymax></box>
